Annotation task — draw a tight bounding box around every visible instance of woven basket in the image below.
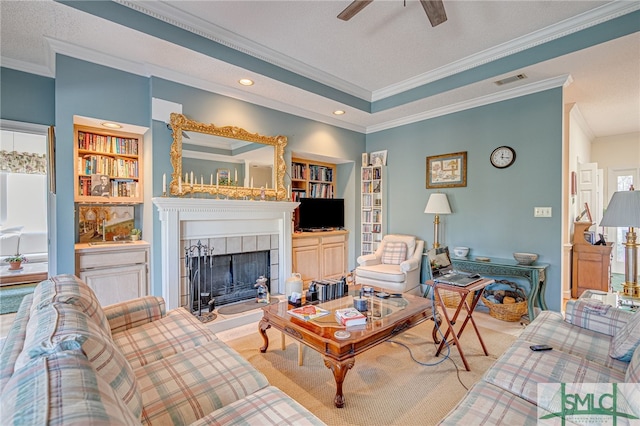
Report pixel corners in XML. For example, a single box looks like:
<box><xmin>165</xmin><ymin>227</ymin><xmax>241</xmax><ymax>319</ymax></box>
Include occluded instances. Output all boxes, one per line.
<box><xmin>481</xmin><ymin>280</ymin><xmax>527</xmax><ymax>322</ymax></box>
<box><xmin>437</xmin><ymin>289</ymin><xmax>474</xmax><ymax>309</ymax></box>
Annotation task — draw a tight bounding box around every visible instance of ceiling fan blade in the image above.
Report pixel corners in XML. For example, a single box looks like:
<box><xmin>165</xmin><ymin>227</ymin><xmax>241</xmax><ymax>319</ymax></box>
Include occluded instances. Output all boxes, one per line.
<box><xmin>420</xmin><ymin>0</ymin><xmax>447</xmax><ymax>27</ymax></box>
<box><xmin>338</xmin><ymin>0</ymin><xmax>373</xmax><ymax>21</ymax></box>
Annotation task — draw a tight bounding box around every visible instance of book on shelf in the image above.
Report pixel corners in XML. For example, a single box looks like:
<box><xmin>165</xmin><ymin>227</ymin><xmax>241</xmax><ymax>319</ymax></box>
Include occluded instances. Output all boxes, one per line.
<box><xmin>287</xmin><ymin>305</ymin><xmax>331</xmax><ymax>321</ymax></box>
<box><xmin>335</xmin><ymin>307</ymin><xmax>367</xmax><ymax>327</ymax></box>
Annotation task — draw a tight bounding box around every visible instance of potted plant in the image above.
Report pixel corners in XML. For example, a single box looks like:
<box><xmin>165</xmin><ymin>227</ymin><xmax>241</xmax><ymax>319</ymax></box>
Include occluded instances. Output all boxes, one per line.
<box><xmin>130</xmin><ymin>228</ymin><xmax>141</xmax><ymax>241</ymax></box>
<box><xmin>4</xmin><ymin>254</ymin><xmax>28</xmax><ymax>270</ymax></box>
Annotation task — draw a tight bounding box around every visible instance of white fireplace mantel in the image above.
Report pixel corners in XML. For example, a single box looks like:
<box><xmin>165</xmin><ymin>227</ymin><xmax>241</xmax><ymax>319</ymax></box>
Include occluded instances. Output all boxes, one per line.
<box><xmin>153</xmin><ymin>197</ymin><xmax>299</xmax><ymax>310</ymax></box>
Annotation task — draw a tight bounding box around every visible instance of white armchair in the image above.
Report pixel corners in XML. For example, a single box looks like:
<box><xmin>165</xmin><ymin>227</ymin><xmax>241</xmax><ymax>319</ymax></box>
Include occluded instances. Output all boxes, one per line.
<box><xmin>355</xmin><ymin>234</ymin><xmax>424</xmax><ymax>295</ymax></box>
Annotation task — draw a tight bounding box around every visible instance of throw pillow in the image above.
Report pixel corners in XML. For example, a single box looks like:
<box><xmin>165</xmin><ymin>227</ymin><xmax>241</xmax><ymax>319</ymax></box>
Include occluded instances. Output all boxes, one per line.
<box><xmin>609</xmin><ymin>309</ymin><xmax>640</xmax><ymax>362</ymax></box>
<box><xmin>381</xmin><ymin>242</ymin><xmax>408</xmax><ymax>265</ymax></box>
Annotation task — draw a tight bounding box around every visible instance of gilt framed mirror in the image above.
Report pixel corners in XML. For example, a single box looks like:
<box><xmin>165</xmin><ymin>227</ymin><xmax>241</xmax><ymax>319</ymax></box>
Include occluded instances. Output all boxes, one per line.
<box><xmin>169</xmin><ymin>113</ymin><xmax>287</xmax><ymax>200</ymax></box>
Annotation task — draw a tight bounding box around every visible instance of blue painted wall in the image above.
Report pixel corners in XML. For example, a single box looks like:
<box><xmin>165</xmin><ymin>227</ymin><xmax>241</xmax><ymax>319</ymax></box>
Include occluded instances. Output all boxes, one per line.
<box><xmin>0</xmin><ymin>68</ymin><xmax>54</xmax><ymax>125</ymax></box>
<box><xmin>366</xmin><ymin>88</ymin><xmax>563</xmax><ymax>311</ymax></box>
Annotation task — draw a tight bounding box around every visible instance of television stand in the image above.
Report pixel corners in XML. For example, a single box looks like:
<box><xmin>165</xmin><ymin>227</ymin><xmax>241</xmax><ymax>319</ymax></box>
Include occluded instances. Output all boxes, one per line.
<box><xmin>292</xmin><ymin>230</ymin><xmax>348</xmax><ymax>287</ymax></box>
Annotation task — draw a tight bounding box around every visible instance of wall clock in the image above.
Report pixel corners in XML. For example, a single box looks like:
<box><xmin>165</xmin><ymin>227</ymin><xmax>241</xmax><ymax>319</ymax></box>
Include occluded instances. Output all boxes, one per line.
<box><xmin>490</xmin><ymin>146</ymin><xmax>516</xmax><ymax>169</ymax></box>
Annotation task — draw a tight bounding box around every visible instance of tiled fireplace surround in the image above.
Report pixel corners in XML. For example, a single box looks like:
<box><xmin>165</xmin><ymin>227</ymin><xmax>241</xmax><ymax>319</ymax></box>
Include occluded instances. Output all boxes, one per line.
<box><xmin>153</xmin><ymin>198</ymin><xmax>299</xmax><ymax>311</ymax></box>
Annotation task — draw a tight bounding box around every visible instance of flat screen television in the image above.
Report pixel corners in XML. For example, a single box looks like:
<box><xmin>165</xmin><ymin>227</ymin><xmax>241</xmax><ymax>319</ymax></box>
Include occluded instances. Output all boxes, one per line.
<box><xmin>297</xmin><ymin>198</ymin><xmax>345</xmax><ymax>231</ymax></box>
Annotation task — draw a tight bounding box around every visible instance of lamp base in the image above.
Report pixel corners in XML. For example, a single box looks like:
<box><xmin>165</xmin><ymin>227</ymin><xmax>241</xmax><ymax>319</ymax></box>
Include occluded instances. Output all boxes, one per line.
<box><xmin>622</xmin><ymin>282</ymin><xmax>640</xmax><ymax>299</ymax></box>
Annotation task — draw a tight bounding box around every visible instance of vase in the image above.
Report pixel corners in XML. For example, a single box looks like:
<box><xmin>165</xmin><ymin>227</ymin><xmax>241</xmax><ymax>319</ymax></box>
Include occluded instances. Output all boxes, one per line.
<box><xmin>9</xmin><ymin>261</ymin><xmax>22</xmax><ymax>270</ymax></box>
<box><xmin>131</xmin><ymin>235</ymin><xmax>139</xmax><ymax>241</ymax></box>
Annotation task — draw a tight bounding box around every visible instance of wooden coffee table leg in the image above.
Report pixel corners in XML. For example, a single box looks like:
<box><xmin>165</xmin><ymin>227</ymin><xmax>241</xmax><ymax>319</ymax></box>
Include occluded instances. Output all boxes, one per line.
<box><xmin>259</xmin><ymin>319</ymin><xmax>271</xmax><ymax>353</ymax></box>
<box><xmin>323</xmin><ymin>356</ymin><xmax>355</xmax><ymax>408</ymax></box>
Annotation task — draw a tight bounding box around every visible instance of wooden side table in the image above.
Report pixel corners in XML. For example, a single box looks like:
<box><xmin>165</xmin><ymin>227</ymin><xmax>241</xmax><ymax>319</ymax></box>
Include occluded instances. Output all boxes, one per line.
<box><xmin>430</xmin><ymin>278</ymin><xmax>494</xmax><ymax>371</ymax></box>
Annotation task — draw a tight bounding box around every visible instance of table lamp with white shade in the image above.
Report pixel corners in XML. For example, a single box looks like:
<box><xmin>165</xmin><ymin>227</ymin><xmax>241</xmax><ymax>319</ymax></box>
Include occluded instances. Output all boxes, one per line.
<box><xmin>599</xmin><ymin>189</ymin><xmax>640</xmax><ymax>298</ymax></box>
<box><xmin>424</xmin><ymin>193</ymin><xmax>451</xmax><ymax>249</ymax></box>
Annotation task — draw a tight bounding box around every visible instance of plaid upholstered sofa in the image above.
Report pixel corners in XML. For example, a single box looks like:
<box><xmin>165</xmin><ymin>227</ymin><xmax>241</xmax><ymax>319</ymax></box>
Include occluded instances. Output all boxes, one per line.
<box><xmin>439</xmin><ymin>298</ymin><xmax>640</xmax><ymax>425</ymax></box>
<box><xmin>0</xmin><ymin>274</ymin><xmax>325</xmax><ymax>425</ymax></box>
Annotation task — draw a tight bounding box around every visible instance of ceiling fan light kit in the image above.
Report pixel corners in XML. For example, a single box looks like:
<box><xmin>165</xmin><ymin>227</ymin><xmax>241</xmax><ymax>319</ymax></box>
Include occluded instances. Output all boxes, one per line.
<box><xmin>338</xmin><ymin>0</ymin><xmax>447</xmax><ymax>27</ymax></box>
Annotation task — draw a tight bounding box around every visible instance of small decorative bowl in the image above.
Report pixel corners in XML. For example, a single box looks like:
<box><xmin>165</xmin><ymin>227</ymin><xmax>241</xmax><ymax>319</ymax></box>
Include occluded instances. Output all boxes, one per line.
<box><xmin>513</xmin><ymin>252</ymin><xmax>538</xmax><ymax>265</ymax></box>
<box><xmin>453</xmin><ymin>247</ymin><xmax>470</xmax><ymax>257</ymax></box>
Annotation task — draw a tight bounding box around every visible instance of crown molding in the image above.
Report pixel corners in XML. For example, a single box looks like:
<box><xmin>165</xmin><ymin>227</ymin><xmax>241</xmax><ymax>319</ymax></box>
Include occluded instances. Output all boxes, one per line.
<box><xmin>0</xmin><ymin>56</ymin><xmax>53</xmax><ymax>78</ymax></box>
<box><xmin>46</xmin><ymin>37</ymin><xmax>150</xmax><ymax>77</ymax></box>
<box><xmin>117</xmin><ymin>0</ymin><xmax>371</xmax><ymax>101</ymax></box>
<box><xmin>366</xmin><ymin>75</ymin><xmax>572</xmax><ymax>134</ymax></box>
<box><xmin>569</xmin><ymin>103</ymin><xmax>596</xmax><ymax>141</ymax></box>
<box><xmin>372</xmin><ymin>1</ymin><xmax>640</xmax><ymax>101</ymax></box>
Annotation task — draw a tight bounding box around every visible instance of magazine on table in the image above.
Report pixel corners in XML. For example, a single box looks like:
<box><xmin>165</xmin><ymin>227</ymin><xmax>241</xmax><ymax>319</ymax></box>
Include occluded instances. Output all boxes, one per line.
<box><xmin>334</xmin><ymin>307</ymin><xmax>367</xmax><ymax>327</ymax></box>
<box><xmin>287</xmin><ymin>305</ymin><xmax>331</xmax><ymax>321</ymax></box>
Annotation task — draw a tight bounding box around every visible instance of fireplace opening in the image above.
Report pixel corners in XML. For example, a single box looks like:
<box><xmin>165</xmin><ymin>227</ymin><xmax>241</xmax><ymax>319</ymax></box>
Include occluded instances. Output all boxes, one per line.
<box><xmin>187</xmin><ymin>247</ymin><xmax>270</xmax><ymax>316</ymax></box>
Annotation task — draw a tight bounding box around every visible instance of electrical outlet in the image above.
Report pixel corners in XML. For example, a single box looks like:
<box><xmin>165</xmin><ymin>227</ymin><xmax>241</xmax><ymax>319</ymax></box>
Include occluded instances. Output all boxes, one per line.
<box><xmin>534</xmin><ymin>207</ymin><xmax>552</xmax><ymax>217</ymax></box>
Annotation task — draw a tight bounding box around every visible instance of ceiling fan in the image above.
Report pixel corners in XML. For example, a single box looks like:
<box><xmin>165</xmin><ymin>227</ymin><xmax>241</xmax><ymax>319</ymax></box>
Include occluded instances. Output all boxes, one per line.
<box><xmin>338</xmin><ymin>0</ymin><xmax>447</xmax><ymax>27</ymax></box>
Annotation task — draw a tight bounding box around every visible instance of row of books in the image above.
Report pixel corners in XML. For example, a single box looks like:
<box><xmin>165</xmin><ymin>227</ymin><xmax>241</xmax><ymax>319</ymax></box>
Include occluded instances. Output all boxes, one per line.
<box><xmin>361</xmin><ymin>210</ymin><xmax>382</xmax><ymax>224</ymax></box>
<box><xmin>78</xmin><ymin>131</ymin><xmax>139</xmax><ymax>155</ymax></box>
<box><xmin>308</xmin><ymin>182</ymin><xmax>333</xmax><ymax>198</ymax></box>
<box><xmin>78</xmin><ymin>155</ymin><xmax>139</xmax><ymax>178</ymax></box>
<box><xmin>291</xmin><ymin>189</ymin><xmax>306</xmax><ymax>201</ymax></box>
<box><xmin>77</xmin><ymin>177</ymin><xmax>138</xmax><ymax>197</ymax></box>
<box><xmin>361</xmin><ymin>167</ymin><xmax>382</xmax><ymax>181</ymax></box>
<box><xmin>311</xmin><ymin>278</ymin><xmax>348</xmax><ymax>302</ymax></box>
<box><xmin>291</xmin><ymin>162</ymin><xmax>307</xmax><ymax>180</ymax></box>
<box><xmin>361</xmin><ymin>181</ymin><xmax>381</xmax><ymax>194</ymax></box>
<box><xmin>308</xmin><ymin>165</ymin><xmax>333</xmax><ymax>182</ymax></box>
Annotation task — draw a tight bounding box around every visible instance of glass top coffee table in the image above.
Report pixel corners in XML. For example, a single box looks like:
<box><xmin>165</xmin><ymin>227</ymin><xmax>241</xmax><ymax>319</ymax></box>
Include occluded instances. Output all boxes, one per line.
<box><xmin>259</xmin><ymin>290</ymin><xmax>437</xmax><ymax>408</ymax></box>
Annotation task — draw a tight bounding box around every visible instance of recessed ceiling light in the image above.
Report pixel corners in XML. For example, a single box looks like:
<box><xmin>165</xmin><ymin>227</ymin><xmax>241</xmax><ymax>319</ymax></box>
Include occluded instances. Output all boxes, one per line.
<box><xmin>333</xmin><ymin>110</ymin><xmax>345</xmax><ymax>115</ymax></box>
<box><xmin>239</xmin><ymin>78</ymin><xmax>254</xmax><ymax>86</ymax></box>
<box><xmin>101</xmin><ymin>122</ymin><xmax>122</xmax><ymax>129</ymax></box>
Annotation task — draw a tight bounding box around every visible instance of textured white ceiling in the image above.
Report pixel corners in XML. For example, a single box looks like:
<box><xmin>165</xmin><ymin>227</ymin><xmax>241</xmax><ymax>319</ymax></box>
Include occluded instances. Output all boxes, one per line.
<box><xmin>1</xmin><ymin>0</ymin><xmax>638</xmax><ymax>138</ymax></box>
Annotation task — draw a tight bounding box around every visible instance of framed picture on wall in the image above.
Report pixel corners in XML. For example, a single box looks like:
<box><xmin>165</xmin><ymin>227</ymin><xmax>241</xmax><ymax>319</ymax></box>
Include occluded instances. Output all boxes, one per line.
<box><xmin>217</xmin><ymin>169</ymin><xmax>230</xmax><ymax>185</ymax></box>
<box><xmin>426</xmin><ymin>151</ymin><xmax>467</xmax><ymax>188</ymax></box>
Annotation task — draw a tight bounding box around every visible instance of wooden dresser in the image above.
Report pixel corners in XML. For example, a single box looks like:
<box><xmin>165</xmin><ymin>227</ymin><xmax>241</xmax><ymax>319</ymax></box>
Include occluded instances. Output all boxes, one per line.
<box><xmin>571</xmin><ymin>221</ymin><xmax>613</xmax><ymax>298</ymax></box>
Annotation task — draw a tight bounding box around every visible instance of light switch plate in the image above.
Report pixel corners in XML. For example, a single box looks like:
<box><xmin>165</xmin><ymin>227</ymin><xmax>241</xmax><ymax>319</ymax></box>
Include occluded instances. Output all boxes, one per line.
<box><xmin>534</xmin><ymin>207</ymin><xmax>552</xmax><ymax>217</ymax></box>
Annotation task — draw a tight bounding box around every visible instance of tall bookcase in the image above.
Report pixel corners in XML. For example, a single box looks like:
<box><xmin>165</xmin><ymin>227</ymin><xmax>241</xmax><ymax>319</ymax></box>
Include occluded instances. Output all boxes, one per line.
<box><xmin>74</xmin><ymin>125</ymin><xmax>144</xmax><ymax>204</ymax></box>
<box><xmin>361</xmin><ymin>165</ymin><xmax>386</xmax><ymax>255</ymax></box>
<box><xmin>291</xmin><ymin>157</ymin><xmax>336</xmax><ymax>200</ymax></box>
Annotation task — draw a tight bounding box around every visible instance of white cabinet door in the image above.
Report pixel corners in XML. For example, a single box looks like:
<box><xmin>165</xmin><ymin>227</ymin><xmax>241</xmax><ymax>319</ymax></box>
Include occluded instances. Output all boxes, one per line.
<box><xmin>80</xmin><ymin>263</ymin><xmax>147</xmax><ymax>307</ymax></box>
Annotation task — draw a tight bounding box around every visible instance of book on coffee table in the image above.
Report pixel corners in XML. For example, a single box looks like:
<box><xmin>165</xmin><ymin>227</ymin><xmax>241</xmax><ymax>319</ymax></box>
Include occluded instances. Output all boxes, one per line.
<box><xmin>287</xmin><ymin>305</ymin><xmax>331</xmax><ymax>321</ymax></box>
<box><xmin>335</xmin><ymin>307</ymin><xmax>367</xmax><ymax>327</ymax></box>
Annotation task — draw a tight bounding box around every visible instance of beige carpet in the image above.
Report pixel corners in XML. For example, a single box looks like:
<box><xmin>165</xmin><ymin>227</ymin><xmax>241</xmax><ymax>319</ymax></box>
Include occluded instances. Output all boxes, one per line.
<box><xmin>224</xmin><ymin>314</ymin><xmax>519</xmax><ymax>426</ymax></box>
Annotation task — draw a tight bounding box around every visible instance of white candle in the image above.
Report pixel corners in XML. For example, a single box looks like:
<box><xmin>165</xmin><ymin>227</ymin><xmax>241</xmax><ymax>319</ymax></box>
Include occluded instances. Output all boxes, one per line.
<box><xmin>287</xmin><ymin>185</ymin><xmax>291</xmax><ymax>199</ymax></box>
<box><xmin>210</xmin><ymin>174</ymin><xmax>213</xmax><ymax>186</ymax></box>
<box><xmin>265</xmin><ymin>182</ymin><xmax>268</xmax><ymax>190</ymax></box>
<box><xmin>216</xmin><ymin>172</ymin><xmax>219</xmax><ymax>188</ymax></box>
<box><xmin>185</xmin><ymin>172</ymin><xmax>188</xmax><ymax>183</ymax></box>
<box><xmin>190</xmin><ymin>171</ymin><xmax>194</xmax><ymax>185</ymax></box>
<box><xmin>234</xmin><ymin>169</ymin><xmax>238</xmax><ymax>184</ymax></box>
<box><xmin>162</xmin><ymin>173</ymin><xmax>166</xmax><ymax>193</ymax></box>
<box><xmin>250</xmin><ymin>177</ymin><xmax>254</xmax><ymax>188</ymax></box>
<box><xmin>178</xmin><ymin>176</ymin><xmax>182</xmax><ymax>193</ymax></box>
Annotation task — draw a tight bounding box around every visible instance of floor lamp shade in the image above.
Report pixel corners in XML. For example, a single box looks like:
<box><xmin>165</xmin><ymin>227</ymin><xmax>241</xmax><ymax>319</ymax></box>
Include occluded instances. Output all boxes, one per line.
<box><xmin>425</xmin><ymin>193</ymin><xmax>452</xmax><ymax>248</ymax></box>
<box><xmin>600</xmin><ymin>190</ymin><xmax>640</xmax><ymax>298</ymax></box>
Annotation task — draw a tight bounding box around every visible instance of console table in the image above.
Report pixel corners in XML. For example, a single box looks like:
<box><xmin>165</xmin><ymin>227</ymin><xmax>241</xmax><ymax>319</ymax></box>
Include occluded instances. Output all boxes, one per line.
<box><xmin>451</xmin><ymin>256</ymin><xmax>549</xmax><ymax>322</ymax></box>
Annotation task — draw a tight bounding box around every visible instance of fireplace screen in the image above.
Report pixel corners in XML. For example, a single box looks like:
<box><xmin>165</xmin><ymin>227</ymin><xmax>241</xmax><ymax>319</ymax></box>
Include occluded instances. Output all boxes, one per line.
<box><xmin>186</xmin><ymin>241</ymin><xmax>270</xmax><ymax>318</ymax></box>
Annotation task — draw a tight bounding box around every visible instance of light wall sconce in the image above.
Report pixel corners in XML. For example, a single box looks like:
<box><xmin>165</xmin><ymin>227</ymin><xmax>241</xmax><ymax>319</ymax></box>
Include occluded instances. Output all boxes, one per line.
<box><xmin>424</xmin><ymin>193</ymin><xmax>452</xmax><ymax>249</ymax></box>
<box><xmin>599</xmin><ymin>188</ymin><xmax>640</xmax><ymax>298</ymax></box>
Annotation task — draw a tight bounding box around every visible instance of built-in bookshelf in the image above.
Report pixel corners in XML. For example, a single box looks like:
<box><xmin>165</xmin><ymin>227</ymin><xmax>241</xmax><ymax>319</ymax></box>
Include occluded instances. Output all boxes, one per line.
<box><xmin>291</xmin><ymin>157</ymin><xmax>336</xmax><ymax>200</ymax></box>
<box><xmin>361</xmin><ymin>165</ymin><xmax>386</xmax><ymax>255</ymax></box>
<box><xmin>74</xmin><ymin>125</ymin><xmax>143</xmax><ymax>203</ymax></box>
